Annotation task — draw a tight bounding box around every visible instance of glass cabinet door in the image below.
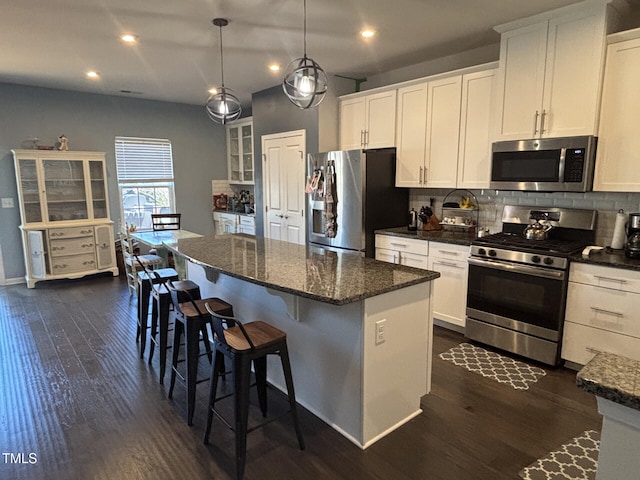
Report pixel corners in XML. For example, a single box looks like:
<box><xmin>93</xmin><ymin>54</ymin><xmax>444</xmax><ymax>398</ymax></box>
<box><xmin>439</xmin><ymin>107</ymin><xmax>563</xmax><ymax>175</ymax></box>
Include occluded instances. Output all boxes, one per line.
<box><xmin>229</xmin><ymin>127</ymin><xmax>241</xmax><ymax>182</ymax></box>
<box><xmin>18</xmin><ymin>159</ymin><xmax>43</xmax><ymax>223</ymax></box>
<box><xmin>43</xmin><ymin>159</ymin><xmax>88</xmax><ymax>222</ymax></box>
<box><xmin>242</xmin><ymin>124</ymin><xmax>253</xmax><ymax>182</ymax></box>
<box><xmin>89</xmin><ymin>160</ymin><xmax>108</xmax><ymax>219</ymax></box>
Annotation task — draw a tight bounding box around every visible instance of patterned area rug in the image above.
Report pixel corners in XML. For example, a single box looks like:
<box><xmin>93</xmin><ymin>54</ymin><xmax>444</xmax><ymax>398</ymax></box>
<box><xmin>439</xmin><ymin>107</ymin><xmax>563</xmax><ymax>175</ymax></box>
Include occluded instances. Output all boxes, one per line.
<box><xmin>519</xmin><ymin>430</ymin><xmax>600</xmax><ymax>480</ymax></box>
<box><xmin>438</xmin><ymin>342</ymin><xmax>547</xmax><ymax>390</ymax></box>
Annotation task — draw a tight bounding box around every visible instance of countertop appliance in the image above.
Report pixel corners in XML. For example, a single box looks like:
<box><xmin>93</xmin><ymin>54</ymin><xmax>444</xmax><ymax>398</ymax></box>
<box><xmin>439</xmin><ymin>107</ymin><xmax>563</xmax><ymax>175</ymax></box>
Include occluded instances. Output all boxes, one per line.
<box><xmin>490</xmin><ymin>135</ymin><xmax>597</xmax><ymax>192</ymax></box>
<box><xmin>306</xmin><ymin>148</ymin><xmax>408</xmax><ymax>257</ymax></box>
<box><xmin>625</xmin><ymin>212</ymin><xmax>640</xmax><ymax>259</ymax></box>
<box><xmin>466</xmin><ymin>205</ymin><xmax>597</xmax><ymax>366</ymax></box>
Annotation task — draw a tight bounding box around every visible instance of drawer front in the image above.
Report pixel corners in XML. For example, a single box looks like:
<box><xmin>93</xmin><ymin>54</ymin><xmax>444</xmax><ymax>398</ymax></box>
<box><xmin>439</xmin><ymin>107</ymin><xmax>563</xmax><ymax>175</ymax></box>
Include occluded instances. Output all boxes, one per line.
<box><xmin>429</xmin><ymin>241</ymin><xmax>469</xmax><ymax>259</ymax></box>
<box><xmin>565</xmin><ymin>283</ymin><xmax>640</xmax><ymax>338</ymax></box>
<box><xmin>375</xmin><ymin>248</ymin><xmax>399</xmax><ymax>264</ymax></box>
<box><xmin>375</xmin><ymin>235</ymin><xmax>428</xmax><ymax>256</ymax></box>
<box><xmin>51</xmin><ymin>253</ymin><xmax>97</xmax><ymax>274</ymax></box>
<box><xmin>399</xmin><ymin>251</ymin><xmax>429</xmax><ymax>270</ymax></box>
<box><xmin>49</xmin><ymin>226</ymin><xmax>95</xmax><ymax>239</ymax></box>
<box><xmin>562</xmin><ymin>321</ymin><xmax>640</xmax><ymax>365</ymax></box>
<box><xmin>239</xmin><ymin>215</ymin><xmax>254</xmax><ymax>227</ymax></box>
<box><xmin>570</xmin><ymin>263</ymin><xmax>640</xmax><ymax>294</ymax></box>
<box><xmin>237</xmin><ymin>224</ymin><xmax>255</xmax><ymax>235</ymax></box>
<box><xmin>50</xmin><ymin>237</ymin><xmax>96</xmax><ymax>257</ymax></box>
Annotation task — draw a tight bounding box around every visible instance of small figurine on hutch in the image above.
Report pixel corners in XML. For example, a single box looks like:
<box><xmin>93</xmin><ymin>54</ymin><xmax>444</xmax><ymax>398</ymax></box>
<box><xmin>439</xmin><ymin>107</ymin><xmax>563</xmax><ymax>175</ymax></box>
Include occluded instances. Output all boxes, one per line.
<box><xmin>55</xmin><ymin>134</ymin><xmax>69</xmax><ymax>151</ymax></box>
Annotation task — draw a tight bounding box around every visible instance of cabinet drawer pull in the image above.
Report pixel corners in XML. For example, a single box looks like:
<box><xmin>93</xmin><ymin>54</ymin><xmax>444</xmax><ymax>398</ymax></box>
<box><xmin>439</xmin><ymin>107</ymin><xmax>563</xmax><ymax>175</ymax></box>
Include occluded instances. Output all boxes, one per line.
<box><xmin>593</xmin><ymin>275</ymin><xmax>627</xmax><ymax>284</ymax></box>
<box><xmin>389</xmin><ymin>242</ymin><xmax>408</xmax><ymax>248</ymax></box>
<box><xmin>438</xmin><ymin>250</ymin><xmax>460</xmax><ymax>256</ymax></box>
<box><xmin>590</xmin><ymin>306</ymin><xmax>624</xmax><ymax>318</ymax></box>
<box><xmin>436</xmin><ymin>261</ymin><xmax>462</xmax><ymax>268</ymax></box>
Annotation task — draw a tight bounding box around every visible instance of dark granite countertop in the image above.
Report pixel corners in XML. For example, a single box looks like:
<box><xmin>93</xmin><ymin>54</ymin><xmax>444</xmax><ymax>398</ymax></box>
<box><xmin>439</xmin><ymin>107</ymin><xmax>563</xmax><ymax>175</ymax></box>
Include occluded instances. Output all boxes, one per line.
<box><xmin>375</xmin><ymin>227</ymin><xmax>477</xmax><ymax>246</ymax></box>
<box><xmin>569</xmin><ymin>248</ymin><xmax>640</xmax><ymax>272</ymax></box>
<box><xmin>165</xmin><ymin>234</ymin><xmax>440</xmax><ymax>306</ymax></box>
<box><xmin>577</xmin><ymin>352</ymin><xmax>640</xmax><ymax>411</ymax></box>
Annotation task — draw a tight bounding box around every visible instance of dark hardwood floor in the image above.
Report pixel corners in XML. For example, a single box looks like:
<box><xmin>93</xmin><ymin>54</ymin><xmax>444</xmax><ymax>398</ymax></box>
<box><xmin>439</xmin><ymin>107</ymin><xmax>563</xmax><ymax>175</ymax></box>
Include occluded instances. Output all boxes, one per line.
<box><xmin>0</xmin><ymin>275</ymin><xmax>601</xmax><ymax>479</ymax></box>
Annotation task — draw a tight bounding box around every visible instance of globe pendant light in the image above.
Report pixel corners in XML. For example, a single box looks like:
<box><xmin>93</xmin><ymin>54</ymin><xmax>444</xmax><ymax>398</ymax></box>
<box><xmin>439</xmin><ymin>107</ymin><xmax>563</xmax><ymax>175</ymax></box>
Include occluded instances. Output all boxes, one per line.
<box><xmin>206</xmin><ymin>18</ymin><xmax>242</xmax><ymax>124</ymax></box>
<box><xmin>282</xmin><ymin>0</ymin><xmax>328</xmax><ymax>109</ymax></box>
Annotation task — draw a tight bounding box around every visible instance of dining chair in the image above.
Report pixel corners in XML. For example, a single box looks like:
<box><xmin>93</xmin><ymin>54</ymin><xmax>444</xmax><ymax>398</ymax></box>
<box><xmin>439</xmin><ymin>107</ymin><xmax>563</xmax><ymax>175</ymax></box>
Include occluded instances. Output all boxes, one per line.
<box><xmin>120</xmin><ymin>226</ymin><xmax>166</xmax><ymax>295</ymax></box>
<box><xmin>152</xmin><ymin>213</ymin><xmax>182</xmax><ymax>231</ymax></box>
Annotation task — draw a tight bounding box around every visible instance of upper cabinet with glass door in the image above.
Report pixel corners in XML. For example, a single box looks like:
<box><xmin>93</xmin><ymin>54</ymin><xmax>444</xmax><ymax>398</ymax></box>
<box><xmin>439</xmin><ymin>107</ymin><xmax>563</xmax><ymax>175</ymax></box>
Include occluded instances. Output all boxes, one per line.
<box><xmin>226</xmin><ymin>117</ymin><xmax>254</xmax><ymax>184</ymax></box>
<box><xmin>12</xmin><ymin>150</ymin><xmax>109</xmax><ymax>225</ymax></box>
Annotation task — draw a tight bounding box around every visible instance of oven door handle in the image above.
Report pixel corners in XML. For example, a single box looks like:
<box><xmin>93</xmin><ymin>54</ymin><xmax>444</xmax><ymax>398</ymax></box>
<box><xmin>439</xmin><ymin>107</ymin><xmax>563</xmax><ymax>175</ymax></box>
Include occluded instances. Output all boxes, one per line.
<box><xmin>468</xmin><ymin>257</ymin><xmax>566</xmax><ymax>280</ymax></box>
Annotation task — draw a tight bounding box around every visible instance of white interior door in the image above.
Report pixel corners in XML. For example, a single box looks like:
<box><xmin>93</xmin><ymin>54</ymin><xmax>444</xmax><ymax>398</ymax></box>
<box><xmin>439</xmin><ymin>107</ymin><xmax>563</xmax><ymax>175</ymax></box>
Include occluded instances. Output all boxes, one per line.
<box><xmin>262</xmin><ymin>130</ymin><xmax>306</xmax><ymax>245</ymax></box>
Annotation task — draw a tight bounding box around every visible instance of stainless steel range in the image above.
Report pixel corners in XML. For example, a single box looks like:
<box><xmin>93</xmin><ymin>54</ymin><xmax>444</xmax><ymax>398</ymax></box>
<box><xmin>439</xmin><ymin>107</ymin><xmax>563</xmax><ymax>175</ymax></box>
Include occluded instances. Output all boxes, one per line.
<box><xmin>466</xmin><ymin>205</ymin><xmax>597</xmax><ymax>366</ymax></box>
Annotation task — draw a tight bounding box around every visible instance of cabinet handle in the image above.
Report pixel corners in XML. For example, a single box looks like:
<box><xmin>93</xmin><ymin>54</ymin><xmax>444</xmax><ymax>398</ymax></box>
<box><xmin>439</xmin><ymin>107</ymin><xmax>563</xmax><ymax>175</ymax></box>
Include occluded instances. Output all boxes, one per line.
<box><xmin>533</xmin><ymin>110</ymin><xmax>540</xmax><ymax>135</ymax></box>
<box><xmin>390</xmin><ymin>242</ymin><xmax>408</xmax><ymax>248</ymax></box>
<box><xmin>394</xmin><ymin>253</ymin><xmax>399</xmax><ymax>264</ymax></box>
<box><xmin>540</xmin><ymin>110</ymin><xmax>547</xmax><ymax>134</ymax></box>
<box><xmin>360</xmin><ymin>130</ymin><xmax>365</xmax><ymax>147</ymax></box>
<box><xmin>593</xmin><ymin>275</ymin><xmax>627</xmax><ymax>284</ymax></box>
<box><xmin>590</xmin><ymin>306</ymin><xmax>624</xmax><ymax>318</ymax></box>
<box><xmin>435</xmin><ymin>261</ymin><xmax>463</xmax><ymax>268</ymax></box>
<box><xmin>438</xmin><ymin>250</ymin><xmax>460</xmax><ymax>256</ymax></box>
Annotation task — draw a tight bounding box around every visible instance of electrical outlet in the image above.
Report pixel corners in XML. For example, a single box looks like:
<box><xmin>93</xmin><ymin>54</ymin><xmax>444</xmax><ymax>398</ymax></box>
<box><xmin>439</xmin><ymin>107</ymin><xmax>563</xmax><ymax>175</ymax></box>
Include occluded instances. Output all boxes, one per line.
<box><xmin>1</xmin><ymin>198</ymin><xmax>14</xmax><ymax>208</ymax></box>
<box><xmin>375</xmin><ymin>319</ymin><xmax>386</xmax><ymax>345</ymax></box>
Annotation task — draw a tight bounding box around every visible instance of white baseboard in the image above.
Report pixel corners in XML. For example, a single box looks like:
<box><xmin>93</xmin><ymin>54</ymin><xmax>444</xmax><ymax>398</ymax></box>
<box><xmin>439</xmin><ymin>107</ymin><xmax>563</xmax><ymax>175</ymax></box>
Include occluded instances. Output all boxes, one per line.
<box><xmin>1</xmin><ymin>277</ymin><xmax>25</xmax><ymax>286</ymax></box>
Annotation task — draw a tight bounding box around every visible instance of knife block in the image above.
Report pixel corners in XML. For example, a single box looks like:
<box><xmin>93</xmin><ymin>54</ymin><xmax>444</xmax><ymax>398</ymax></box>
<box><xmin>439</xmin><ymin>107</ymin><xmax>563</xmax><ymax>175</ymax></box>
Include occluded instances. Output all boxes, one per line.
<box><xmin>422</xmin><ymin>214</ymin><xmax>442</xmax><ymax>231</ymax></box>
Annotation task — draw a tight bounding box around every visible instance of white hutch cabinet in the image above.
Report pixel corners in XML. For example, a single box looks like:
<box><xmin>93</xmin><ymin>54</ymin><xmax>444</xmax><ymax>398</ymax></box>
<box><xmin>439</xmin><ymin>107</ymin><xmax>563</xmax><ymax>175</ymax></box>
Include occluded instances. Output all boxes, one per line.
<box><xmin>12</xmin><ymin>149</ymin><xmax>118</xmax><ymax>288</ymax></box>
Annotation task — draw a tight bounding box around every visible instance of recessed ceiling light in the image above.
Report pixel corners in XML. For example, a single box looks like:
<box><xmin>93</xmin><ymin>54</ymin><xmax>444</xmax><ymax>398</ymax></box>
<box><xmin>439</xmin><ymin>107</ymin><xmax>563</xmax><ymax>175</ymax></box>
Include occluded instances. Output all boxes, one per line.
<box><xmin>85</xmin><ymin>71</ymin><xmax>100</xmax><ymax>80</ymax></box>
<box><xmin>360</xmin><ymin>29</ymin><xmax>376</xmax><ymax>39</ymax></box>
<box><xmin>120</xmin><ymin>33</ymin><xmax>138</xmax><ymax>44</ymax></box>
<box><xmin>268</xmin><ymin>64</ymin><xmax>281</xmax><ymax>72</ymax></box>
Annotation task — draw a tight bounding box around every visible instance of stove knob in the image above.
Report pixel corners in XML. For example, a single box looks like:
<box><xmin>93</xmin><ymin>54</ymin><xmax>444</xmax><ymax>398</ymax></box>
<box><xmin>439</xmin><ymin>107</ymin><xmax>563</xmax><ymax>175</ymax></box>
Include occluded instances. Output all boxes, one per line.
<box><xmin>531</xmin><ymin>255</ymin><xmax>541</xmax><ymax>263</ymax></box>
<box><xmin>544</xmin><ymin>257</ymin><xmax>554</xmax><ymax>265</ymax></box>
<box><xmin>478</xmin><ymin>248</ymin><xmax>486</xmax><ymax>256</ymax></box>
<box><xmin>488</xmin><ymin>249</ymin><xmax>497</xmax><ymax>257</ymax></box>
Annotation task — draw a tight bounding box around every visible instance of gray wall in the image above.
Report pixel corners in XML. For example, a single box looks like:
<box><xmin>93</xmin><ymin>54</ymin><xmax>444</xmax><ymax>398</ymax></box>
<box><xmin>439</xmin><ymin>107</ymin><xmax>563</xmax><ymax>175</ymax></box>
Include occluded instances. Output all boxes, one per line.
<box><xmin>0</xmin><ymin>82</ymin><xmax>227</xmax><ymax>282</ymax></box>
<box><xmin>251</xmin><ymin>85</ymin><xmax>322</xmax><ymax>237</ymax></box>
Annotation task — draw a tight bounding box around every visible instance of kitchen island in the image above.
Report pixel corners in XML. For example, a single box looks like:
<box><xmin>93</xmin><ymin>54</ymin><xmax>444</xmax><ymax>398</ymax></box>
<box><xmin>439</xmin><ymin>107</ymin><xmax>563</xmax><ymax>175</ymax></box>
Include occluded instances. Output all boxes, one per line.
<box><xmin>165</xmin><ymin>234</ymin><xmax>439</xmax><ymax>448</ymax></box>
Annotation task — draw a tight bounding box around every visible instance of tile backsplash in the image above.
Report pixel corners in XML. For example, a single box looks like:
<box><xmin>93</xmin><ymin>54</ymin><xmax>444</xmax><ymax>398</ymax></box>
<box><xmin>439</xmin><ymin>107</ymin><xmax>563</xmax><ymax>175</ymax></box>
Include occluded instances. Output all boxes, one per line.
<box><xmin>409</xmin><ymin>188</ymin><xmax>640</xmax><ymax>246</ymax></box>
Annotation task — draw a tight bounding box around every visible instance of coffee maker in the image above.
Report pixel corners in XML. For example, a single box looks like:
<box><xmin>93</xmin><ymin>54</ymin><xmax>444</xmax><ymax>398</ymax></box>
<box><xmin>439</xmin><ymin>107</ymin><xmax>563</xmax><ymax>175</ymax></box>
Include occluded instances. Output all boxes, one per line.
<box><xmin>625</xmin><ymin>213</ymin><xmax>640</xmax><ymax>258</ymax></box>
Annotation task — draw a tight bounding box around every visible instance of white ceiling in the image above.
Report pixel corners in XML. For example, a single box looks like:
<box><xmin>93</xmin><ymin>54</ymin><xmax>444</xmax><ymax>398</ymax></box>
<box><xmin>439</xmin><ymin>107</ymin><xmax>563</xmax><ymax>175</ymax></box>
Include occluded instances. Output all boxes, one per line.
<box><xmin>1</xmin><ymin>0</ymin><xmax>590</xmax><ymax>110</ymax></box>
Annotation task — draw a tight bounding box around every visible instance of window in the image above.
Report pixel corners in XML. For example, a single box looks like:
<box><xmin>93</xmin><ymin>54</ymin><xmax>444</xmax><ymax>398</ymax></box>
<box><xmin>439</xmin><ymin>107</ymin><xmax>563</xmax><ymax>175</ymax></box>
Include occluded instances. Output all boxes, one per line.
<box><xmin>115</xmin><ymin>136</ymin><xmax>176</xmax><ymax>231</ymax></box>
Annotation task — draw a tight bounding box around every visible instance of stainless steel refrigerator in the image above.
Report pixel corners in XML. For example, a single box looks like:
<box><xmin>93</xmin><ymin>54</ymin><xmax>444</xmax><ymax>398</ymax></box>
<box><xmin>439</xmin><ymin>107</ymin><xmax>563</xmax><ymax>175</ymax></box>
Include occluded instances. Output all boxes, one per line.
<box><xmin>306</xmin><ymin>148</ymin><xmax>408</xmax><ymax>257</ymax></box>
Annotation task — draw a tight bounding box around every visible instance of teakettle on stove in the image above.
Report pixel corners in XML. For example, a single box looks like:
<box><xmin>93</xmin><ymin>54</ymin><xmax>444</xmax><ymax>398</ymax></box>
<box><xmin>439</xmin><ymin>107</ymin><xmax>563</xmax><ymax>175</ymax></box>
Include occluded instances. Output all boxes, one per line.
<box><xmin>625</xmin><ymin>213</ymin><xmax>640</xmax><ymax>258</ymax></box>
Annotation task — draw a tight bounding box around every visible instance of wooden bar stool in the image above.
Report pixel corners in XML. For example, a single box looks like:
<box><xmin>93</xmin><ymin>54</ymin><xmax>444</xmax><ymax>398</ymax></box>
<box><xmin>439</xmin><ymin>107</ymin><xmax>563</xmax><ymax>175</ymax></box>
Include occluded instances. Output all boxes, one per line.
<box><xmin>203</xmin><ymin>305</ymin><xmax>305</xmax><ymax>480</ymax></box>
<box><xmin>167</xmin><ymin>280</ymin><xmax>233</xmax><ymax>425</ymax></box>
<box><xmin>136</xmin><ymin>266</ymin><xmax>179</xmax><ymax>359</ymax></box>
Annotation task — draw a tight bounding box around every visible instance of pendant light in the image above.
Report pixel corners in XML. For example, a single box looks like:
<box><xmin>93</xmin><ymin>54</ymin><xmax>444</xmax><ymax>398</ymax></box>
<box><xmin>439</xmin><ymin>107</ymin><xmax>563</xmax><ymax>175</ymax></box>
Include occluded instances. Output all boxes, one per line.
<box><xmin>206</xmin><ymin>18</ymin><xmax>242</xmax><ymax>124</ymax></box>
<box><xmin>282</xmin><ymin>0</ymin><xmax>328</xmax><ymax>109</ymax></box>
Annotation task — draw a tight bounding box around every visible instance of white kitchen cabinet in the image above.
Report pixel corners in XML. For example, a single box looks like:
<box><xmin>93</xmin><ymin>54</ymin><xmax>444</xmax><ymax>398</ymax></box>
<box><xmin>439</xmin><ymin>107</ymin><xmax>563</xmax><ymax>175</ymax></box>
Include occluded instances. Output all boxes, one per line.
<box><xmin>12</xmin><ymin>149</ymin><xmax>118</xmax><ymax>288</ymax></box>
<box><xmin>227</xmin><ymin>117</ymin><xmax>254</xmax><ymax>184</ymax></box>
<box><xmin>237</xmin><ymin>215</ymin><xmax>256</xmax><ymax>235</ymax></box>
<box><xmin>395</xmin><ymin>82</ymin><xmax>428</xmax><ymax>187</ymax></box>
<box><xmin>213</xmin><ymin>211</ymin><xmax>238</xmax><ymax>234</ymax></box>
<box><xmin>562</xmin><ymin>262</ymin><xmax>640</xmax><ymax>365</ymax></box>
<box><xmin>428</xmin><ymin>242</ymin><xmax>469</xmax><ymax>328</ymax></box>
<box><xmin>594</xmin><ymin>30</ymin><xmax>640</xmax><ymax>192</ymax></box>
<box><xmin>375</xmin><ymin>234</ymin><xmax>429</xmax><ymax>270</ymax></box>
<box><xmin>494</xmin><ymin>2</ymin><xmax>613</xmax><ymax>140</ymax></box>
<box><xmin>339</xmin><ymin>90</ymin><xmax>396</xmax><ymax>150</ymax></box>
<box><xmin>457</xmin><ymin>69</ymin><xmax>496</xmax><ymax>189</ymax></box>
<box><xmin>424</xmin><ymin>76</ymin><xmax>462</xmax><ymax>187</ymax></box>
<box><xmin>395</xmin><ymin>67</ymin><xmax>496</xmax><ymax>189</ymax></box>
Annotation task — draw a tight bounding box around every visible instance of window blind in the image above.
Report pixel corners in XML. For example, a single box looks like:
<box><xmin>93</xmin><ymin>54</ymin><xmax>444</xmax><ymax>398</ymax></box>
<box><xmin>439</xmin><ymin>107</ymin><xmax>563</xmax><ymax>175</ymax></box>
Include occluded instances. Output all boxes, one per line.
<box><xmin>115</xmin><ymin>137</ymin><xmax>174</xmax><ymax>182</ymax></box>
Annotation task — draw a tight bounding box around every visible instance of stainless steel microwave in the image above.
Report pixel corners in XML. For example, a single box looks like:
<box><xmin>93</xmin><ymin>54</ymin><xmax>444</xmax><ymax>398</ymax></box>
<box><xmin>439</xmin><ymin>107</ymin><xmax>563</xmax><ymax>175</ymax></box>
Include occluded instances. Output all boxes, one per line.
<box><xmin>490</xmin><ymin>135</ymin><xmax>597</xmax><ymax>192</ymax></box>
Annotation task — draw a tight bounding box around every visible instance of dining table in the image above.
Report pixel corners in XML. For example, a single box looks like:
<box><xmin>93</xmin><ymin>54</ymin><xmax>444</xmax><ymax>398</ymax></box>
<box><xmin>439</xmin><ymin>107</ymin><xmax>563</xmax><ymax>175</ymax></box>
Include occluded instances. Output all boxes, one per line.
<box><xmin>130</xmin><ymin>229</ymin><xmax>202</xmax><ymax>278</ymax></box>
